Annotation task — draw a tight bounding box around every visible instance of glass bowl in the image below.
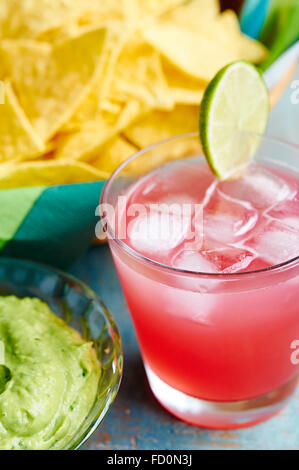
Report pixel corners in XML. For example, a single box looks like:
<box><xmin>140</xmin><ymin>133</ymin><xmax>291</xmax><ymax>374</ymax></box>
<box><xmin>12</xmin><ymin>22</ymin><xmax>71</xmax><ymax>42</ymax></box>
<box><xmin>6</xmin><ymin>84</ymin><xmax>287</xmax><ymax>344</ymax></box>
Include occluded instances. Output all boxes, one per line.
<box><xmin>0</xmin><ymin>257</ymin><xmax>123</xmax><ymax>450</ymax></box>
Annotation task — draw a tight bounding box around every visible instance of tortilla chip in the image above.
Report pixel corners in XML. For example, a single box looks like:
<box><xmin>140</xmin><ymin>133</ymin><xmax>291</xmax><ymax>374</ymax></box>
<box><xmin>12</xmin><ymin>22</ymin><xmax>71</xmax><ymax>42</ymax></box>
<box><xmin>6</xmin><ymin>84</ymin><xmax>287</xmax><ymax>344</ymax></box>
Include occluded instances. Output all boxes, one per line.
<box><xmin>143</xmin><ymin>25</ymin><xmax>239</xmax><ymax>82</ymax></box>
<box><xmin>62</xmin><ymin>25</ymin><xmax>128</xmax><ymax>130</ymax></box>
<box><xmin>100</xmin><ymin>100</ymin><xmax>122</xmax><ymax>114</ymax></box>
<box><xmin>142</xmin><ymin>1</ymin><xmax>267</xmax><ymax>81</ymax></box>
<box><xmin>162</xmin><ymin>58</ymin><xmax>205</xmax><ymax>104</ymax></box>
<box><xmin>124</xmin><ymin>105</ymin><xmax>199</xmax><ymax>148</ymax></box>
<box><xmin>123</xmin><ymin>107</ymin><xmax>200</xmax><ymax>176</ymax></box>
<box><xmin>168</xmin><ymin>4</ymin><xmax>267</xmax><ymax>63</ymax></box>
<box><xmin>0</xmin><ymin>0</ymin><xmax>120</xmax><ymax>39</ymax></box>
<box><xmin>55</xmin><ymin>99</ymin><xmax>146</xmax><ymax>162</ymax></box>
<box><xmin>54</xmin><ymin>121</ymin><xmax>118</xmax><ymax>162</ymax></box>
<box><xmin>45</xmin><ymin>30</ymin><xmax>167</xmax><ymax>162</ymax></box>
<box><xmin>126</xmin><ymin>0</ymin><xmax>188</xmax><ymax>22</ymax></box>
<box><xmin>0</xmin><ymin>0</ymin><xmax>74</xmax><ymax>39</ymax></box>
<box><xmin>73</xmin><ymin>1</ymin><xmax>129</xmax><ymax>27</ymax></box>
<box><xmin>0</xmin><ymin>159</ymin><xmax>109</xmax><ymax>189</ymax></box>
<box><xmin>160</xmin><ymin>0</ymin><xmax>221</xmax><ymax>33</ymax></box>
<box><xmin>1</xmin><ymin>28</ymin><xmax>107</xmax><ymax>140</ymax></box>
<box><xmin>0</xmin><ymin>81</ymin><xmax>44</xmax><ymax>163</ymax></box>
<box><xmin>110</xmin><ymin>34</ymin><xmax>174</xmax><ymax>110</ymax></box>
<box><xmin>0</xmin><ymin>81</ymin><xmax>4</xmax><ymax>104</ymax></box>
<box><xmin>123</xmin><ymin>105</ymin><xmax>200</xmax><ymax>173</ymax></box>
<box><xmin>0</xmin><ymin>39</ymin><xmax>52</xmax><ymax>81</ymax></box>
<box><xmin>219</xmin><ymin>10</ymin><xmax>268</xmax><ymax>63</ymax></box>
<box><xmin>92</xmin><ymin>136</ymin><xmax>139</xmax><ymax>173</ymax></box>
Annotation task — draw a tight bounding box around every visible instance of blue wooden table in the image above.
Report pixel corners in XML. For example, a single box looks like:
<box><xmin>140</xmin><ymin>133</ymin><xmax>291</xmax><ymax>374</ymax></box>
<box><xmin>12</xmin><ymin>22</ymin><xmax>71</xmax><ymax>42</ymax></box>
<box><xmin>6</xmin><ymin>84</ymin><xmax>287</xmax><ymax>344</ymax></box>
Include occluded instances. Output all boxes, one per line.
<box><xmin>71</xmin><ymin>66</ymin><xmax>299</xmax><ymax>450</ymax></box>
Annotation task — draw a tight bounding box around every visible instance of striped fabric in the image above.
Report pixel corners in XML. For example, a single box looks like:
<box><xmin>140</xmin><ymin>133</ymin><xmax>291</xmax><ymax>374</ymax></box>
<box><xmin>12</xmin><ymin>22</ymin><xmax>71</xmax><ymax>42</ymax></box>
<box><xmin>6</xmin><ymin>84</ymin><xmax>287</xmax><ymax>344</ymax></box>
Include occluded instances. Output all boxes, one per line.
<box><xmin>0</xmin><ymin>186</ymin><xmax>45</xmax><ymax>251</ymax></box>
<box><xmin>240</xmin><ymin>0</ymin><xmax>270</xmax><ymax>39</ymax></box>
<box><xmin>0</xmin><ymin>181</ymin><xmax>105</xmax><ymax>269</ymax></box>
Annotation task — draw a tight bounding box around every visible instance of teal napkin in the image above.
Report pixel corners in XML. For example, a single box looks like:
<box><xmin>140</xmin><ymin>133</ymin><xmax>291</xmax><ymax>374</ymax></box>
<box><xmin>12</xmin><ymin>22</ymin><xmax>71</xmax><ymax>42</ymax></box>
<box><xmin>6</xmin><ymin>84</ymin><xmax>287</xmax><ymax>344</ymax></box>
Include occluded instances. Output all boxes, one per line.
<box><xmin>0</xmin><ymin>181</ymin><xmax>105</xmax><ymax>269</ymax></box>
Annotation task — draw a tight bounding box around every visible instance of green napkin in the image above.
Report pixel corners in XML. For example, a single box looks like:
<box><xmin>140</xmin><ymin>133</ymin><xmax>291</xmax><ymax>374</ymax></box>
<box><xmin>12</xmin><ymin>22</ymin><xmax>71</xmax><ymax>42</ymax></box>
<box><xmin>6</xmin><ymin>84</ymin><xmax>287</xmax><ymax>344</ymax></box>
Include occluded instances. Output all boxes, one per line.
<box><xmin>0</xmin><ymin>181</ymin><xmax>105</xmax><ymax>269</ymax></box>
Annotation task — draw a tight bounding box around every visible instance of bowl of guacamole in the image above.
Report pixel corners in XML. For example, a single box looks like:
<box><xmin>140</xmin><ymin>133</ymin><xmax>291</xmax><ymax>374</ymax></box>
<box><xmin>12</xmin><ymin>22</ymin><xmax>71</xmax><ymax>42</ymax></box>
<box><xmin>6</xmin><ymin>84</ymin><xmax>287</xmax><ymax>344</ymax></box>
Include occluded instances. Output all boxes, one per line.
<box><xmin>0</xmin><ymin>258</ymin><xmax>123</xmax><ymax>450</ymax></box>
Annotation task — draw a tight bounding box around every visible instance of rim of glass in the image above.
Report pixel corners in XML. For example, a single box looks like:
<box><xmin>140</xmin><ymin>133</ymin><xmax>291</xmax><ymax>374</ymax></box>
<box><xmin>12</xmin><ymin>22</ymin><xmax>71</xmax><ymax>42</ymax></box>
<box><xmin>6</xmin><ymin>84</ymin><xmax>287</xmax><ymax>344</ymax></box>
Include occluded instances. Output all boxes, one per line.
<box><xmin>101</xmin><ymin>131</ymin><xmax>299</xmax><ymax>278</ymax></box>
<box><xmin>0</xmin><ymin>256</ymin><xmax>123</xmax><ymax>450</ymax></box>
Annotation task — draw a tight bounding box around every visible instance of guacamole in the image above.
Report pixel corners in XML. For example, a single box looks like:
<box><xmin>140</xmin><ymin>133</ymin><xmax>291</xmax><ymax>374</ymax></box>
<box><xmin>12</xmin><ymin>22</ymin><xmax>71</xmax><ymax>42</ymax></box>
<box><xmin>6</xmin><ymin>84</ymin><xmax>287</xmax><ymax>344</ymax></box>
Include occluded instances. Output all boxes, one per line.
<box><xmin>0</xmin><ymin>296</ymin><xmax>101</xmax><ymax>450</ymax></box>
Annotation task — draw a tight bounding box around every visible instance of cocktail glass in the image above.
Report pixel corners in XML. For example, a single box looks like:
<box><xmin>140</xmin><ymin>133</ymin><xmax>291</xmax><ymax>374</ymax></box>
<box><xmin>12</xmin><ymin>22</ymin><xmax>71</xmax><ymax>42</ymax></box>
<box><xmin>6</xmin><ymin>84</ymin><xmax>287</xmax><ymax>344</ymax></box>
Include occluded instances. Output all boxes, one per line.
<box><xmin>101</xmin><ymin>132</ymin><xmax>299</xmax><ymax>429</ymax></box>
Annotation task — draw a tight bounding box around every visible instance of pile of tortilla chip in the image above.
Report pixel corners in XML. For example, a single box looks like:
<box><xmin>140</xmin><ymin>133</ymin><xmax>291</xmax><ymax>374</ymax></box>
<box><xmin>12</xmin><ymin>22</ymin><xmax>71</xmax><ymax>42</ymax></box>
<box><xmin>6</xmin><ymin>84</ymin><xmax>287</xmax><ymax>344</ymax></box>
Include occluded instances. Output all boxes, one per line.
<box><xmin>0</xmin><ymin>0</ymin><xmax>267</xmax><ymax>189</ymax></box>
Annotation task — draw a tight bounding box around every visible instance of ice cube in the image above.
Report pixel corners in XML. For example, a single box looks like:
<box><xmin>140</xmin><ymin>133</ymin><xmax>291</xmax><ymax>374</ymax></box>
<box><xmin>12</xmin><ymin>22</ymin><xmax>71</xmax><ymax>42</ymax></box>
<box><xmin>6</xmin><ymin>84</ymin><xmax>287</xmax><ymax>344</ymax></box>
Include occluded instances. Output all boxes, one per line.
<box><xmin>158</xmin><ymin>194</ymin><xmax>198</xmax><ymax>208</ymax></box>
<box><xmin>171</xmin><ymin>248</ymin><xmax>222</xmax><ymax>294</ymax></box>
<box><xmin>172</xmin><ymin>250</ymin><xmax>217</xmax><ymax>273</ymax></box>
<box><xmin>203</xmin><ymin>244</ymin><xmax>256</xmax><ymax>273</ymax></box>
<box><xmin>172</xmin><ymin>244</ymin><xmax>256</xmax><ymax>274</ymax></box>
<box><xmin>203</xmin><ymin>189</ymin><xmax>258</xmax><ymax>244</ymax></box>
<box><xmin>280</xmin><ymin>217</ymin><xmax>299</xmax><ymax>231</ymax></box>
<box><xmin>218</xmin><ymin>166</ymin><xmax>296</xmax><ymax>211</ymax></box>
<box><xmin>266</xmin><ymin>199</ymin><xmax>299</xmax><ymax>231</ymax></box>
<box><xmin>127</xmin><ymin>207</ymin><xmax>190</xmax><ymax>255</ymax></box>
<box><xmin>139</xmin><ymin>161</ymin><xmax>215</xmax><ymax>205</ymax></box>
<box><xmin>246</xmin><ymin>220</ymin><xmax>299</xmax><ymax>265</ymax></box>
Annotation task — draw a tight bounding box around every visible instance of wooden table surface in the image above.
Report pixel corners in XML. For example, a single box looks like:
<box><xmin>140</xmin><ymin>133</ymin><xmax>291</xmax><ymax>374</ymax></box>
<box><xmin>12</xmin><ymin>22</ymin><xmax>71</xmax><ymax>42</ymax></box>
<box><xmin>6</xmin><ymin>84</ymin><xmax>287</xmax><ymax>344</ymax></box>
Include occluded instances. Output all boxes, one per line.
<box><xmin>71</xmin><ymin>64</ymin><xmax>299</xmax><ymax>450</ymax></box>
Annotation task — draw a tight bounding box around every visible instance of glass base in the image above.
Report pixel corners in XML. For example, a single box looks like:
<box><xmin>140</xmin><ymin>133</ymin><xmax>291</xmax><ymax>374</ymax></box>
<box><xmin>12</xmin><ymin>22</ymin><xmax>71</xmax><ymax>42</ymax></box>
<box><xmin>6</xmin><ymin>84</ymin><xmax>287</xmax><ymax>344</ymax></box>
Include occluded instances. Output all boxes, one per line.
<box><xmin>145</xmin><ymin>364</ymin><xmax>299</xmax><ymax>429</ymax></box>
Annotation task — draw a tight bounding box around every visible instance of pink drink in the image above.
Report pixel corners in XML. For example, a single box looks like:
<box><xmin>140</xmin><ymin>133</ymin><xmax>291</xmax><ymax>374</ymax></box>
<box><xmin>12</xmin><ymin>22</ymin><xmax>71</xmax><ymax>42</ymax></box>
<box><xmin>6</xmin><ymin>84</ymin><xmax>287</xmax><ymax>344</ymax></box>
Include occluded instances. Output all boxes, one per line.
<box><xmin>103</xmin><ymin>135</ymin><xmax>299</xmax><ymax>428</ymax></box>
